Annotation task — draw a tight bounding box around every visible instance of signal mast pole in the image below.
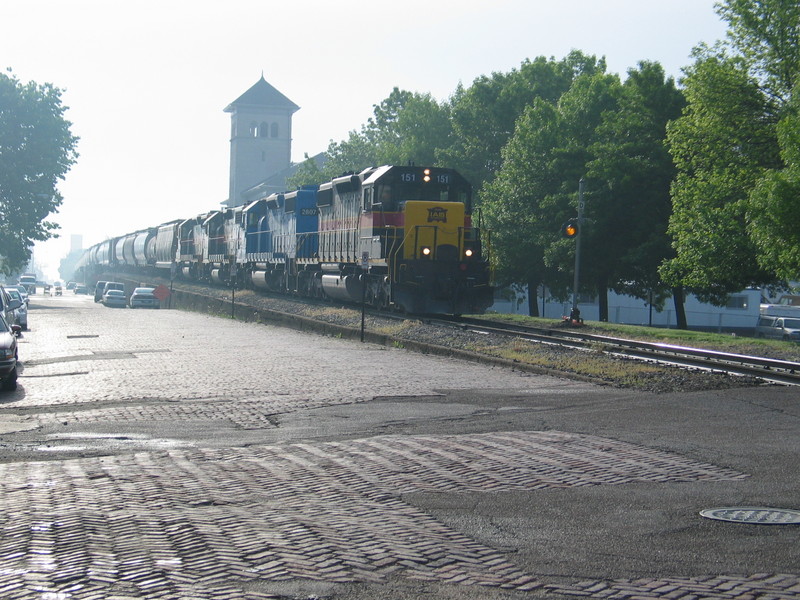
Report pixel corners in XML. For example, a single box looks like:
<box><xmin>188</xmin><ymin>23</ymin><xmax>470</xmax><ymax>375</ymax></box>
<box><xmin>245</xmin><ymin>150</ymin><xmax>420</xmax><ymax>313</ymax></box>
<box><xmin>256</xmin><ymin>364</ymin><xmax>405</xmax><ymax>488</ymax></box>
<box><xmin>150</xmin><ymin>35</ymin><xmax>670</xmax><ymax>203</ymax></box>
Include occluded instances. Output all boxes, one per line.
<box><xmin>571</xmin><ymin>178</ymin><xmax>585</xmax><ymax>314</ymax></box>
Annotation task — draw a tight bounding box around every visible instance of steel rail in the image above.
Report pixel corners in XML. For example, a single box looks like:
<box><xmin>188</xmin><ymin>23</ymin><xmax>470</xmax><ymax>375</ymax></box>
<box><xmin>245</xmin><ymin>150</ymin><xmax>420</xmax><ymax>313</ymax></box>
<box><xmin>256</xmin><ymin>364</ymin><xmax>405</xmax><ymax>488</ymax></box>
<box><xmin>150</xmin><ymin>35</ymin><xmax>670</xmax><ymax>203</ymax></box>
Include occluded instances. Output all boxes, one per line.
<box><xmin>433</xmin><ymin>316</ymin><xmax>800</xmax><ymax>386</ymax></box>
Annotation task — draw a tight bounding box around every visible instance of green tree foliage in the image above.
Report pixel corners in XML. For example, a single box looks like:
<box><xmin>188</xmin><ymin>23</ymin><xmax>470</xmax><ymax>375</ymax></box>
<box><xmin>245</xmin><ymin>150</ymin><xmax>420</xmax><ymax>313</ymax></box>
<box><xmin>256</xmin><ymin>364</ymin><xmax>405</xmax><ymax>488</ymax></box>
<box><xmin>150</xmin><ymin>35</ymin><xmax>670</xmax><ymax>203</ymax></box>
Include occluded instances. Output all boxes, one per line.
<box><xmin>716</xmin><ymin>0</ymin><xmax>800</xmax><ymax>102</ymax></box>
<box><xmin>322</xmin><ymin>88</ymin><xmax>451</xmax><ymax>179</ymax></box>
<box><xmin>285</xmin><ymin>153</ymin><xmax>326</xmax><ymax>190</ymax></box>
<box><xmin>0</xmin><ymin>70</ymin><xmax>78</xmax><ymax>275</ymax></box>
<box><xmin>588</xmin><ymin>62</ymin><xmax>685</xmax><ymax>311</ymax></box>
<box><xmin>481</xmin><ymin>100</ymin><xmax>564</xmax><ymax>316</ymax></box>
<box><xmin>323</xmin><ymin>130</ymin><xmax>377</xmax><ymax>180</ymax></box>
<box><xmin>663</xmin><ymin>0</ymin><xmax>800</xmax><ymax>299</ymax></box>
<box><xmin>482</xmin><ymin>70</ymin><xmax>627</xmax><ymax>318</ymax></box>
<box><xmin>439</xmin><ymin>51</ymin><xmax>606</xmax><ymax>190</ymax></box>
<box><xmin>662</xmin><ymin>49</ymin><xmax>781</xmax><ymax>302</ymax></box>
<box><xmin>484</xmin><ymin>63</ymin><xmax>685</xmax><ymax>321</ymax></box>
<box><xmin>747</xmin><ymin>86</ymin><xmax>800</xmax><ymax>279</ymax></box>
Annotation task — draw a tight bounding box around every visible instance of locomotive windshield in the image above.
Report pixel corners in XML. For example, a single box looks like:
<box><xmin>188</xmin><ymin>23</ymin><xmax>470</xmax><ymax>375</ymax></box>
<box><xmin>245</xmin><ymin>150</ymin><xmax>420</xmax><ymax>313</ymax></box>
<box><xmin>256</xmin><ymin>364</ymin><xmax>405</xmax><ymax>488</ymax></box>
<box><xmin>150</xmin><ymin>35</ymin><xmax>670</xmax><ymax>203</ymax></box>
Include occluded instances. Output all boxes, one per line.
<box><xmin>374</xmin><ymin>168</ymin><xmax>472</xmax><ymax>212</ymax></box>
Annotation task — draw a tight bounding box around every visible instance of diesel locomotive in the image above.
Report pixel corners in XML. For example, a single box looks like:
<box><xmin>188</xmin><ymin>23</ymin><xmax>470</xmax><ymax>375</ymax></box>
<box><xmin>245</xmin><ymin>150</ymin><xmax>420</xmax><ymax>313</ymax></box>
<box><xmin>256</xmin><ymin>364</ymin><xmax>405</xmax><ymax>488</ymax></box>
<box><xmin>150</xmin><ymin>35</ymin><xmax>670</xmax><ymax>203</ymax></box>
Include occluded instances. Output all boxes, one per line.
<box><xmin>76</xmin><ymin>165</ymin><xmax>494</xmax><ymax>315</ymax></box>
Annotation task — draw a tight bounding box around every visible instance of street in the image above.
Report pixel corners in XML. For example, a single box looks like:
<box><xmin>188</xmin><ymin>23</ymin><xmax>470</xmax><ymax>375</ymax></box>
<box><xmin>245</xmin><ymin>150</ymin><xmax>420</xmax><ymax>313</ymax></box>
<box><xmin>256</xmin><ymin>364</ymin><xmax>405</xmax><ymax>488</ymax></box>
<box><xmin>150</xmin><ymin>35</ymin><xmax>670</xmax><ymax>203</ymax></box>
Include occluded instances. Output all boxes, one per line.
<box><xmin>1</xmin><ymin>292</ymin><xmax>798</xmax><ymax>600</ymax></box>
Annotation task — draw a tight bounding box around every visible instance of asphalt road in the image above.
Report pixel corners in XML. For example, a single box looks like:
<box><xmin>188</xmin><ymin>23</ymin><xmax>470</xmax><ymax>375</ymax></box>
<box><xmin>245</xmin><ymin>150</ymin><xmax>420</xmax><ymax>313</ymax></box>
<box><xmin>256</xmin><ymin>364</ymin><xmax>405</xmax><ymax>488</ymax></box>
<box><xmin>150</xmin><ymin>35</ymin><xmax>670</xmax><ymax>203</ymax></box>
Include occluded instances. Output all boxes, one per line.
<box><xmin>0</xmin><ymin>291</ymin><xmax>797</xmax><ymax>600</ymax></box>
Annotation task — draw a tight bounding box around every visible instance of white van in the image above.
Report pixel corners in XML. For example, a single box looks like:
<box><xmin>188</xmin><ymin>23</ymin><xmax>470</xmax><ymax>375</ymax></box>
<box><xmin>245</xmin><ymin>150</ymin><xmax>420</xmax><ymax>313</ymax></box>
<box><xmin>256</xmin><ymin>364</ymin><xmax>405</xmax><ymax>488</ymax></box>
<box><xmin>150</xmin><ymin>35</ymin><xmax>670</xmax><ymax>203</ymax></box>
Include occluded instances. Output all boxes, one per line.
<box><xmin>755</xmin><ymin>316</ymin><xmax>800</xmax><ymax>342</ymax></box>
<box><xmin>103</xmin><ymin>282</ymin><xmax>125</xmax><ymax>295</ymax></box>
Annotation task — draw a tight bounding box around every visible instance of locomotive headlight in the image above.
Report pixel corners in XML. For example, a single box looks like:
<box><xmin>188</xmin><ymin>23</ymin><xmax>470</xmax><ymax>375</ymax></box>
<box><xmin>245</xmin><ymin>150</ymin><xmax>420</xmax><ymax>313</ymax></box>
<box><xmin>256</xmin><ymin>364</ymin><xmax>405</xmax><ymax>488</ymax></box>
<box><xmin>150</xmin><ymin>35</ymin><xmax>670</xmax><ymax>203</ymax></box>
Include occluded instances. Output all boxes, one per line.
<box><xmin>423</xmin><ymin>168</ymin><xmax>431</xmax><ymax>183</ymax></box>
<box><xmin>421</xmin><ymin>246</ymin><xmax>432</xmax><ymax>257</ymax></box>
<box><xmin>464</xmin><ymin>248</ymin><xmax>474</xmax><ymax>258</ymax></box>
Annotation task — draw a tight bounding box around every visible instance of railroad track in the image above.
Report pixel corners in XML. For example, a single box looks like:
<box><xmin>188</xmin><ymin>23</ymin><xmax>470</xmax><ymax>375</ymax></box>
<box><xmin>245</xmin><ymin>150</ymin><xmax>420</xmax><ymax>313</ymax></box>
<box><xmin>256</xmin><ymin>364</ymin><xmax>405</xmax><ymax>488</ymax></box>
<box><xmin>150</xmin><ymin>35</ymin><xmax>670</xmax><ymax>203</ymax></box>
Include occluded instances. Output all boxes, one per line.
<box><xmin>109</xmin><ymin>273</ymin><xmax>800</xmax><ymax>386</ymax></box>
<box><xmin>431</xmin><ymin>316</ymin><xmax>800</xmax><ymax>386</ymax></box>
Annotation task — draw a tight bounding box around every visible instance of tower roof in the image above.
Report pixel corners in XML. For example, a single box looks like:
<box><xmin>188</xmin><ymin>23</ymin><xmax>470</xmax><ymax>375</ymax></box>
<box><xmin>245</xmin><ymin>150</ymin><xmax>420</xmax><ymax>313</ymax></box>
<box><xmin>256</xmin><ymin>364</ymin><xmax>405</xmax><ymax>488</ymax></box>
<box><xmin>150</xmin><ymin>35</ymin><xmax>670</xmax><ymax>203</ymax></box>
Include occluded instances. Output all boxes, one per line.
<box><xmin>224</xmin><ymin>76</ymin><xmax>299</xmax><ymax>113</ymax></box>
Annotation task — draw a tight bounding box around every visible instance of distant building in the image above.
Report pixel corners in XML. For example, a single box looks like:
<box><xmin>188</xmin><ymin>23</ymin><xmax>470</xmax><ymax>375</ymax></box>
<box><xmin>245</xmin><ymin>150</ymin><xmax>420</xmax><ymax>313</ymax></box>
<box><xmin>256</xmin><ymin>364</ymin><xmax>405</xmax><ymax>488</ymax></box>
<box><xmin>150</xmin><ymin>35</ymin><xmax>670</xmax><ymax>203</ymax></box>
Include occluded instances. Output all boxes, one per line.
<box><xmin>491</xmin><ymin>286</ymin><xmax>765</xmax><ymax>334</ymax></box>
<box><xmin>223</xmin><ymin>76</ymin><xmax>300</xmax><ymax>207</ymax></box>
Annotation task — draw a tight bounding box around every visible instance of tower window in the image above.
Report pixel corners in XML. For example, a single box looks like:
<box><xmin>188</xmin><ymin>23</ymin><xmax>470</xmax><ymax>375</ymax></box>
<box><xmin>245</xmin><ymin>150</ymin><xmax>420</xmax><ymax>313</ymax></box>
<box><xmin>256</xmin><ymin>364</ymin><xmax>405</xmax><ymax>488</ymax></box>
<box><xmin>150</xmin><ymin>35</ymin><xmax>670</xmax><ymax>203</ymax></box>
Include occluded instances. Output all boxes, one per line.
<box><xmin>249</xmin><ymin>122</ymin><xmax>258</xmax><ymax>137</ymax></box>
<box><xmin>271</xmin><ymin>122</ymin><xmax>278</xmax><ymax>138</ymax></box>
<box><xmin>259</xmin><ymin>122</ymin><xmax>269</xmax><ymax>138</ymax></box>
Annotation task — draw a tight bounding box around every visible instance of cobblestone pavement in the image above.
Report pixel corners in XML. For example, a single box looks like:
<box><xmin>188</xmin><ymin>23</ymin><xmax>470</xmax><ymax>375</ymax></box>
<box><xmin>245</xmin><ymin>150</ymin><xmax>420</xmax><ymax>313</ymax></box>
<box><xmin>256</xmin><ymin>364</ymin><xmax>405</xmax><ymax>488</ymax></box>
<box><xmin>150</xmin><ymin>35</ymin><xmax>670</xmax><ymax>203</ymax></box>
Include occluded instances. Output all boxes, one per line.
<box><xmin>0</xmin><ymin>294</ymin><xmax>797</xmax><ymax>599</ymax></box>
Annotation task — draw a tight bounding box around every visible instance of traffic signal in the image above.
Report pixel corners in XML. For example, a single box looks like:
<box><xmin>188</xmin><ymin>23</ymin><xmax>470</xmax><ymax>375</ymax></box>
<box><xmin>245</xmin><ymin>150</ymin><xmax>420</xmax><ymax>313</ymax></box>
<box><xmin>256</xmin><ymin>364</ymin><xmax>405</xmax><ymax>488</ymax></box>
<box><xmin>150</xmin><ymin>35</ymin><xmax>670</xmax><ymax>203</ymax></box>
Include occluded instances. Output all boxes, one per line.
<box><xmin>561</xmin><ymin>218</ymin><xmax>579</xmax><ymax>238</ymax></box>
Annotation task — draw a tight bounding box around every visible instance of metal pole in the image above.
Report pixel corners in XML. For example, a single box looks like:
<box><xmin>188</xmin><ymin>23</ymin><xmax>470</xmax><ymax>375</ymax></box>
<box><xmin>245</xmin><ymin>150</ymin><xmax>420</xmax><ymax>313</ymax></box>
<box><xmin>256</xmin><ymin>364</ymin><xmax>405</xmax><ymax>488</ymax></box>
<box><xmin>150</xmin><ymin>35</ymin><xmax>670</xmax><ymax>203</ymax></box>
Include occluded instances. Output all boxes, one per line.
<box><xmin>360</xmin><ymin>274</ymin><xmax>367</xmax><ymax>343</ymax></box>
<box><xmin>572</xmin><ymin>178</ymin><xmax>585</xmax><ymax>312</ymax></box>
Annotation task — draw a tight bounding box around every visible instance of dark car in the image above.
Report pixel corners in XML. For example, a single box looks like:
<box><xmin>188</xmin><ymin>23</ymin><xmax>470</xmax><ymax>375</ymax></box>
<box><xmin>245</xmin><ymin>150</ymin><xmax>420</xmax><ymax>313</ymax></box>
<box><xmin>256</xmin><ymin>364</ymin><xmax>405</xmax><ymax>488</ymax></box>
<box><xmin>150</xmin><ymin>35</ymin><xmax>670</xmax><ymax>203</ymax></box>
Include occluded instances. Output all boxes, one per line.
<box><xmin>0</xmin><ymin>286</ymin><xmax>22</xmax><ymax>328</ymax></box>
<box><xmin>74</xmin><ymin>284</ymin><xmax>88</xmax><ymax>294</ymax></box>
<box><xmin>0</xmin><ymin>314</ymin><xmax>20</xmax><ymax>391</ymax></box>
<box><xmin>94</xmin><ymin>281</ymin><xmax>108</xmax><ymax>303</ymax></box>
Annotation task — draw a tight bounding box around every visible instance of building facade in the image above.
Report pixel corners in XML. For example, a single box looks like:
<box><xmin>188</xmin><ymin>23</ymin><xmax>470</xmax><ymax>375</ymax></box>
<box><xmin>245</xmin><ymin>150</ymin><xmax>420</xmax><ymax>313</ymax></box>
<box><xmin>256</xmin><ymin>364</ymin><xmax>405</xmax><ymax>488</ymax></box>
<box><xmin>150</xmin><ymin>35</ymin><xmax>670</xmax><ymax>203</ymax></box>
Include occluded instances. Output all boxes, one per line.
<box><xmin>223</xmin><ymin>76</ymin><xmax>299</xmax><ymax>207</ymax></box>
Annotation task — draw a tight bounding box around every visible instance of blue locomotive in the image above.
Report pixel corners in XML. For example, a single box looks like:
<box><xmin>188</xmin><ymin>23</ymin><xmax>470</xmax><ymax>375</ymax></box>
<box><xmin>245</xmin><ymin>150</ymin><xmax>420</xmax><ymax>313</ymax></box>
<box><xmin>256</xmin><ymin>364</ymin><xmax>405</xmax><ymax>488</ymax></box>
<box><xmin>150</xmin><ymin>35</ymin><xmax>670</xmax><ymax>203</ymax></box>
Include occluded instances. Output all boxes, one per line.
<box><xmin>76</xmin><ymin>165</ymin><xmax>494</xmax><ymax>315</ymax></box>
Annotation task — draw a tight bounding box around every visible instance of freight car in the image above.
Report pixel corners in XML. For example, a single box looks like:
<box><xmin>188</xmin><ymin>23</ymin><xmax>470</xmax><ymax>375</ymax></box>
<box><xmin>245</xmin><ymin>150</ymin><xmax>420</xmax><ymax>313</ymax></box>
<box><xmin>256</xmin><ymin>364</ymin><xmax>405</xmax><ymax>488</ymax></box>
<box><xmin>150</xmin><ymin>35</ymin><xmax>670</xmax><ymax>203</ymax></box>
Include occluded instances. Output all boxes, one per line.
<box><xmin>77</xmin><ymin>165</ymin><xmax>494</xmax><ymax>315</ymax></box>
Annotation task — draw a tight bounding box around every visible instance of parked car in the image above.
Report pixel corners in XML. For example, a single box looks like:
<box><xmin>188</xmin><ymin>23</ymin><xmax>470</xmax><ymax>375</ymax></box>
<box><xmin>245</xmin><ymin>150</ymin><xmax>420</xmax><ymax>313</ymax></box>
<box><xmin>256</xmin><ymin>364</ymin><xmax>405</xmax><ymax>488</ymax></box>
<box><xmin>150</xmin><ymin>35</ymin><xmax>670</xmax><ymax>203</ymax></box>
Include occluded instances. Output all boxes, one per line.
<box><xmin>103</xmin><ymin>282</ymin><xmax>125</xmax><ymax>296</ymax></box>
<box><xmin>755</xmin><ymin>316</ymin><xmax>800</xmax><ymax>342</ymax></box>
<box><xmin>94</xmin><ymin>281</ymin><xmax>108</xmax><ymax>302</ymax></box>
<box><xmin>0</xmin><ymin>287</ymin><xmax>22</xmax><ymax>328</ymax></box>
<box><xmin>66</xmin><ymin>281</ymin><xmax>76</xmax><ymax>290</ymax></box>
<box><xmin>128</xmin><ymin>287</ymin><xmax>159</xmax><ymax>309</ymax></box>
<box><xmin>102</xmin><ymin>289</ymin><xmax>128</xmax><ymax>308</ymax></box>
<box><xmin>5</xmin><ymin>288</ymin><xmax>27</xmax><ymax>330</ymax></box>
<box><xmin>74</xmin><ymin>284</ymin><xmax>88</xmax><ymax>294</ymax></box>
<box><xmin>0</xmin><ymin>314</ymin><xmax>19</xmax><ymax>391</ymax></box>
<box><xmin>4</xmin><ymin>285</ymin><xmax>28</xmax><ymax>305</ymax></box>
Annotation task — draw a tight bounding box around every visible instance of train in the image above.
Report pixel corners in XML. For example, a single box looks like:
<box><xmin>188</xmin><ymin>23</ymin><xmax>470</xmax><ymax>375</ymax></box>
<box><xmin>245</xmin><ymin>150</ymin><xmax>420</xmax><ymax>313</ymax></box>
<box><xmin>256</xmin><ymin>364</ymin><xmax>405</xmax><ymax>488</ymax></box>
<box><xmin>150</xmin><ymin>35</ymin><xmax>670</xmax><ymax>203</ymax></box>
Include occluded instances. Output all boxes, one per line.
<box><xmin>76</xmin><ymin>165</ymin><xmax>494</xmax><ymax>315</ymax></box>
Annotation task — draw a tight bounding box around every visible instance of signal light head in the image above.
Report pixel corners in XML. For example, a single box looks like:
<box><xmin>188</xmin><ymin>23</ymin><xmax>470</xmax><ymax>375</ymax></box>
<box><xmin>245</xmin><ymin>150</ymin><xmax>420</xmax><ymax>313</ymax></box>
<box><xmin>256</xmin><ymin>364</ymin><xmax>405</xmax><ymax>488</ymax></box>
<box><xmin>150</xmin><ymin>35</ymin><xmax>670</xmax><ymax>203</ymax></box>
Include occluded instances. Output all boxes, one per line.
<box><xmin>561</xmin><ymin>218</ymin><xmax>579</xmax><ymax>238</ymax></box>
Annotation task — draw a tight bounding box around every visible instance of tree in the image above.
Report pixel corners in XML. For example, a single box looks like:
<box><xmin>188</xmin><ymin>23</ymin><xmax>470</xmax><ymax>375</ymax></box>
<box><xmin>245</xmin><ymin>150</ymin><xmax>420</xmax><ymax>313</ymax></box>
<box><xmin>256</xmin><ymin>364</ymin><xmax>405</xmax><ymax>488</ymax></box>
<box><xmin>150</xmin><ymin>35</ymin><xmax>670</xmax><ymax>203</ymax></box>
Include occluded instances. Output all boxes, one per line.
<box><xmin>481</xmin><ymin>100</ymin><xmax>565</xmax><ymax>316</ymax></box>
<box><xmin>285</xmin><ymin>153</ymin><xmax>326</xmax><ymax>190</ymax></box>
<box><xmin>0</xmin><ymin>70</ymin><xmax>78</xmax><ymax>275</ymax></box>
<box><xmin>482</xmin><ymin>70</ymin><xmax>625</xmax><ymax>318</ymax></box>
<box><xmin>662</xmin><ymin>0</ymin><xmax>800</xmax><ymax>301</ymax></box>
<box><xmin>439</xmin><ymin>52</ymin><xmax>606</xmax><ymax>190</ymax></box>
<box><xmin>588</xmin><ymin>62</ymin><xmax>686</xmax><ymax>323</ymax></box>
<box><xmin>372</xmin><ymin>91</ymin><xmax>451</xmax><ymax>166</ymax></box>
<box><xmin>661</xmin><ymin>48</ymin><xmax>781</xmax><ymax>303</ymax></box>
<box><xmin>323</xmin><ymin>129</ymin><xmax>377</xmax><ymax>179</ymax></box>
<box><xmin>321</xmin><ymin>88</ymin><xmax>452</xmax><ymax>179</ymax></box>
<box><xmin>747</xmin><ymin>85</ymin><xmax>800</xmax><ymax>279</ymax></box>
<box><xmin>716</xmin><ymin>0</ymin><xmax>800</xmax><ymax>102</ymax></box>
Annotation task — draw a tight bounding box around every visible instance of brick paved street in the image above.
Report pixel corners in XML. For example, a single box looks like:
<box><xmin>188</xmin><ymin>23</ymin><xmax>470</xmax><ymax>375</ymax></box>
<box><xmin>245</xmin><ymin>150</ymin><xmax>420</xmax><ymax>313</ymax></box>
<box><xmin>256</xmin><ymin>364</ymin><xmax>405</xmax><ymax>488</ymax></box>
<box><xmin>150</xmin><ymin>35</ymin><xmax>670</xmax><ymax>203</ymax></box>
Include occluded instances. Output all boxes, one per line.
<box><xmin>0</xmin><ymin>293</ymin><xmax>798</xmax><ymax>599</ymax></box>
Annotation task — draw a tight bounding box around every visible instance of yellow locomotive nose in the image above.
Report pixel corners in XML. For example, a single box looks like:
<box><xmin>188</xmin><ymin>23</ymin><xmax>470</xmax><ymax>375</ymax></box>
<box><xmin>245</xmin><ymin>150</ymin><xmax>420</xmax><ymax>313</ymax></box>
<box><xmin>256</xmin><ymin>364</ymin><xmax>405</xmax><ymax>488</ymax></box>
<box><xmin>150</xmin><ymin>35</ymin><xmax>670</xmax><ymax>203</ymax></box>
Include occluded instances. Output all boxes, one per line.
<box><xmin>403</xmin><ymin>201</ymin><xmax>465</xmax><ymax>260</ymax></box>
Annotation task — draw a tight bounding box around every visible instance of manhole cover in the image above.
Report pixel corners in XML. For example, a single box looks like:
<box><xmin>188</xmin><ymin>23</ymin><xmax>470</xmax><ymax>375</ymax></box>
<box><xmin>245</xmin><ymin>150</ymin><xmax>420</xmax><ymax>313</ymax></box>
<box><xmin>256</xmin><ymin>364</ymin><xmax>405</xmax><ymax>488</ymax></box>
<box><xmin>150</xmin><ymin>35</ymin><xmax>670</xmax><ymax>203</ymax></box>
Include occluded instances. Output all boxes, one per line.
<box><xmin>700</xmin><ymin>507</ymin><xmax>800</xmax><ymax>524</ymax></box>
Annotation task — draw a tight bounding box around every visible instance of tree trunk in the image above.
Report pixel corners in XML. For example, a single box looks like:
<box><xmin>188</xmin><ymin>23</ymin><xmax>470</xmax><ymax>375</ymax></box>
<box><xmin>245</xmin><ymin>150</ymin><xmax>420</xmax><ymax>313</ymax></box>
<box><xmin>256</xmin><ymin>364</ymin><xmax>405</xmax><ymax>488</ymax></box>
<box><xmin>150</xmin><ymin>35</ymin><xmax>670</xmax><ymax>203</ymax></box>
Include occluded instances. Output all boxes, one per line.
<box><xmin>597</xmin><ymin>275</ymin><xmax>609</xmax><ymax>322</ymax></box>
<box><xmin>672</xmin><ymin>286</ymin><xmax>688</xmax><ymax>330</ymax></box>
<box><xmin>527</xmin><ymin>277</ymin><xmax>539</xmax><ymax>317</ymax></box>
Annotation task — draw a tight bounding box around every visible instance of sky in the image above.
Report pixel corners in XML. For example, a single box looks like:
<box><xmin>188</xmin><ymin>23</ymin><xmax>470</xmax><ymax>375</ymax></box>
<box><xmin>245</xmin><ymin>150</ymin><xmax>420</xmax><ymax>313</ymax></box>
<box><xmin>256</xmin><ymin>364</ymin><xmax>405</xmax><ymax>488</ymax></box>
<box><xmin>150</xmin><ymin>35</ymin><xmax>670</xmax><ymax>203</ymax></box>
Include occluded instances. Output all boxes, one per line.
<box><xmin>2</xmin><ymin>0</ymin><xmax>730</xmax><ymax>281</ymax></box>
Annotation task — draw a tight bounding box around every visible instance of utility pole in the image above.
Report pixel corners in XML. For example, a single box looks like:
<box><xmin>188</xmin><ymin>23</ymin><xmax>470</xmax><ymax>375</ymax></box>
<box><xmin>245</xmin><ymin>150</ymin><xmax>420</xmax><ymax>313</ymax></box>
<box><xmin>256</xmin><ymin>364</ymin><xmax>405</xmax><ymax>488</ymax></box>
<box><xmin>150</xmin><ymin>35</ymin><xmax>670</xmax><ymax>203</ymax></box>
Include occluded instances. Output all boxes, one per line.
<box><xmin>571</xmin><ymin>178</ymin><xmax>585</xmax><ymax>314</ymax></box>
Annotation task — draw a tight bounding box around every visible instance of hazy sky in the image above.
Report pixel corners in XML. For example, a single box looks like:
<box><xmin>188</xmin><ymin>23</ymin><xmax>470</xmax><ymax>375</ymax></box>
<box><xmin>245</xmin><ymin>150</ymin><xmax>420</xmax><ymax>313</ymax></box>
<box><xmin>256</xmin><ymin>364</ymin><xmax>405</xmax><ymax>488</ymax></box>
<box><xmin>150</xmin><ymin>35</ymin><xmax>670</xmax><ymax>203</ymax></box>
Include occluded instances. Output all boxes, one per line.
<box><xmin>2</xmin><ymin>0</ymin><xmax>729</xmax><ymax>280</ymax></box>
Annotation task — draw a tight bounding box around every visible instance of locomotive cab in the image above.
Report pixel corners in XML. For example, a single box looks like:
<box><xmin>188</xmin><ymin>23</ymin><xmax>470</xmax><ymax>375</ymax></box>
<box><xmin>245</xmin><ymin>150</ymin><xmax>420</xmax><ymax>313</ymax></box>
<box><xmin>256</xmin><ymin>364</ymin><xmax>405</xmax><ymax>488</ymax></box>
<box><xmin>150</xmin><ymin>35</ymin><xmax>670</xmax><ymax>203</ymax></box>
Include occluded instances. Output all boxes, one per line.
<box><xmin>357</xmin><ymin>166</ymin><xmax>494</xmax><ymax>314</ymax></box>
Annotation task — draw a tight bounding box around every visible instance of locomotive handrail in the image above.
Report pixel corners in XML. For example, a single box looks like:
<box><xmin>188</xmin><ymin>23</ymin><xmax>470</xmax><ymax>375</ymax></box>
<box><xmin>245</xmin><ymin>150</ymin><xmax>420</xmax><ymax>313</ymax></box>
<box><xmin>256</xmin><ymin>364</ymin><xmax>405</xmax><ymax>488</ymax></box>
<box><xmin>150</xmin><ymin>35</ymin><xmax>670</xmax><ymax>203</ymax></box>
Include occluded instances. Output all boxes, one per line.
<box><xmin>414</xmin><ymin>225</ymin><xmax>438</xmax><ymax>260</ymax></box>
<box><xmin>387</xmin><ymin>227</ymin><xmax>418</xmax><ymax>284</ymax></box>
